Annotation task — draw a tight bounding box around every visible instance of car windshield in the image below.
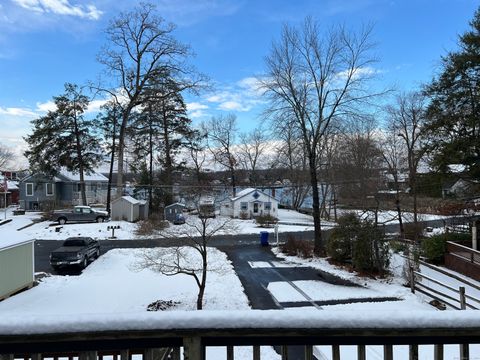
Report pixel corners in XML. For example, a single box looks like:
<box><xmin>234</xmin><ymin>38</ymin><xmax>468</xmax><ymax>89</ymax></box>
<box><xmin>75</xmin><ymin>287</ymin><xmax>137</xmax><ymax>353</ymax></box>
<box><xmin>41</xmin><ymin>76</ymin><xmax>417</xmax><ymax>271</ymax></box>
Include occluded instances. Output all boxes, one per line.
<box><xmin>63</xmin><ymin>239</ymin><xmax>86</xmax><ymax>247</ymax></box>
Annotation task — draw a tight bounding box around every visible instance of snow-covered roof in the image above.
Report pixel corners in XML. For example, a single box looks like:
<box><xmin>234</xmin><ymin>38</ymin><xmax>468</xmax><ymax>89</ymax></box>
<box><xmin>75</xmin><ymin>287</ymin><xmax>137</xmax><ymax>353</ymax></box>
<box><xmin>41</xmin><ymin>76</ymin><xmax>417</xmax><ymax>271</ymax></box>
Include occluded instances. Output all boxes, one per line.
<box><xmin>165</xmin><ymin>202</ymin><xmax>186</xmax><ymax>208</ymax></box>
<box><xmin>59</xmin><ymin>169</ymin><xmax>108</xmax><ymax>182</ymax></box>
<box><xmin>117</xmin><ymin>196</ymin><xmax>141</xmax><ymax>204</ymax></box>
<box><xmin>231</xmin><ymin>188</ymin><xmax>277</xmax><ymax>202</ymax></box>
<box><xmin>0</xmin><ymin>238</ymin><xmax>34</xmax><ymax>252</ymax></box>
<box><xmin>448</xmin><ymin>164</ymin><xmax>467</xmax><ymax>173</ymax></box>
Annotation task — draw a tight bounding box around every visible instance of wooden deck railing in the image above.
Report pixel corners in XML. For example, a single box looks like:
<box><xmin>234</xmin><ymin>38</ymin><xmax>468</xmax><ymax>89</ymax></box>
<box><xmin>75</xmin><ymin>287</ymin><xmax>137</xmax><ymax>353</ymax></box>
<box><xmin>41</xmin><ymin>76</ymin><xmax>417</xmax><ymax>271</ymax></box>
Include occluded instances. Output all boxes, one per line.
<box><xmin>1</xmin><ymin>311</ymin><xmax>480</xmax><ymax>360</ymax></box>
<box><xmin>445</xmin><ymin>241</ymin><xmax>480</xmax><ymax>281</ymax></box>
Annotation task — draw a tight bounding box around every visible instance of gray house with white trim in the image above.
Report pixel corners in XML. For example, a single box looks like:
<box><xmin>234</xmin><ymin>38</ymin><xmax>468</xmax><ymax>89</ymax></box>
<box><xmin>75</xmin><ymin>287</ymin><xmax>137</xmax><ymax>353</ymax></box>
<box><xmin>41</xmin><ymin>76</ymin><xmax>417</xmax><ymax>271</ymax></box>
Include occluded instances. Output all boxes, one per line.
<box><xmin>19</xmin><ymin>170</ymin><xmax>108</xmax><ymax>210</ymax></box>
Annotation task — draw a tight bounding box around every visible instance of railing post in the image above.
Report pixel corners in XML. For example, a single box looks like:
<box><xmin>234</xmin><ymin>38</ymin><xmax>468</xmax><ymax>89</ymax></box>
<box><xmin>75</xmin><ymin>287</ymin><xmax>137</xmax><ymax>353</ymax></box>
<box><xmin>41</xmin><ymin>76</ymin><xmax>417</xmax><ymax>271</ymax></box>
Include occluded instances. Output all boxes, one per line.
<box><xmin>184</xmin><ymin>337</ymin><xmax>204</xmax><ymax>360</ymax></box>
<box><xmin>253</xmin><ymin>345</ymin><xmax>260</xmax><ymax>360</ymax></box>
<box><xmin>459</xmin><ymin>286</ymin><xmax>466</xmax><ymax>310</ymax></box>
<box><xmin>120</xmin><ymin>350</ymin><xmax>129</xmax><ymax>360</ymax></box>
<box><xmin>172</xmin><ymin>347</ymin><xmax>181</xmax><ymax>360</ymax></box>
<box><xmin>332</xmin><ymin>345</ymin><xmax>340</xmax><ymax>360</ymax></box>
<box><xmin>145</xmin><ymin>348</ymin><xmax>163</xmax><ymax>360</ymax></box>
<box><xmin>304</xmin><ymin>345</ymin><xmax>313</xmax><ymax>360</ymax></box>
<box><xmin>460</xmin><ymin>344</ymin><xmax>469</xmax><ymax>360</ymax></box>
<box><xmin>357</xmin><ymin>345</ymin><xmax>366</xmax><ymax>360</ymax></box>
<box><xmin>409</xmin><ymin>344</ymin><xmax>418</xmax><ymax>360</ymax></box>
<box><xmin>384</xmin><ymin>345</ymin><xmax>393</xmax><ymax>360</ymax></box>
<box><xmin>434</xmin><ymin>344</ymin><xmax>444</xmax><ymax>360</ymax></box>
<box><xmin>0</xmin><ymin>355</ymin><xmax>14</xmax><ymax>360</ymax></box>
<box><xmin>226</xmin><ymin>346</ymin><xmax>234</xmax><ymax>360</ymax></box>
<box><xmin>281</xmin><ymin>345</ymin><xmax>288</xmax><ymax>360</ymax></box>
<box><xmin>31</xmin><ymin>354</ymin><xmax>42</xmax><ymax>360</ymax></box>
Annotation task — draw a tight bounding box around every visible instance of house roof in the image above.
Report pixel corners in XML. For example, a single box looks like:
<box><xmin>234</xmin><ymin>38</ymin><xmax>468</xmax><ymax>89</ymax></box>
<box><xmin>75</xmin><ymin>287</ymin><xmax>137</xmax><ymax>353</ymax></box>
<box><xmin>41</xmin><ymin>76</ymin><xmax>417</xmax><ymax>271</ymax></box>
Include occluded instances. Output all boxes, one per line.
<box><xmin>165</xmin><ymin>202</ymin><xmax>186</xmax><ymax>208</ymax></box>
<box><xmin>231</xmin><ymin>188</ymin><xmax>277</xmax><ymax>202</ymax></box>
<box><xmin>58</xmin><ymin>169</ymin><xmax>108</xmax><ymax>182</ymax></box>
<box><xmin>21</xmin><ymin>169</ymin><xmax>108</xmax><ymax>183</ymax></box>
<box><xmin>112</xmin><ymin>196</ymin><xmax>147</xmax><ymax>205</ymax></box>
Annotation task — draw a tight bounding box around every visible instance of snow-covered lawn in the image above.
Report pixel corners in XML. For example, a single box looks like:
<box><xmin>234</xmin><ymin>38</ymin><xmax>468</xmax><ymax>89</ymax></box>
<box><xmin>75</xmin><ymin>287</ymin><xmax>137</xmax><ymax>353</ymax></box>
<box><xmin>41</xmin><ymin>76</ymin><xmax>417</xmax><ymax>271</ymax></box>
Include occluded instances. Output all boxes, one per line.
<box><xmin>0</xmin><ymin>247</ymin><xmax>250</xmax><ymax>315</ymax></box>
<box><xmin>338</xmin><ymin>208</ymin><xmax>448</xmax><ymax>225</ymax></box>
<box><xmin>0</xmin><ymin>208</ymin><xmax>42</xmax><ymax>248</ymax></box>
<box><xmin>4</xmin><ymin>206</ymin><xmax>451</xmax><ymax>242</ymax></box>
<box><xmin>15</xmin><ymin>212</ymin><xmax>323</xmax><ymax>241</ymax></box>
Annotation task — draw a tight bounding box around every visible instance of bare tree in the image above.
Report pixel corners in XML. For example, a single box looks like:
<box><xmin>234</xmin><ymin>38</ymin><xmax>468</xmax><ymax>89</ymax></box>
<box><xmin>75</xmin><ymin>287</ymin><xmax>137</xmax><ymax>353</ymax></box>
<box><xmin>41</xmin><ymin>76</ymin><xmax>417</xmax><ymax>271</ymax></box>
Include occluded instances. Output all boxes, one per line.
<box><xmin>380</xmin><ymin>122</ymin><xmax>408</xmax><ymax>237</ymax></box>
<box><xmin>274</xmin><ymin>120</ymin><xmax>311</xmax><ymax>210</ymax></box>
<box><xmin>205</xmin><ymin>114</ymin><xmax>238</xmax><ymax>196</ymax></box>
<box><xmin>97</xmin><ymin>2</ymin><xmax>203</xmax><ymax>198</ymax></box>
<box><xmin>0</xmin><ymin>143</ymin><xmax>14</xmax><ymax>169</ymax></box>
<box><xmin>238</xmin><ymin>127</ymin><xmax>268</xmax><ymax>186</ymax></box>
<box><xmin>261</xmin><ymin>18</ymin><xmax>380</xmax><ymax>254</ymax></box>
<box><xmin>386</xmin><ymin>92</ymin><xmax>427</xmax><ymax>240</ymax></box>
<box><xmin>136</xmin><ymin>198</ymin><xmax>236</xmax><ymax>310</ymax></box>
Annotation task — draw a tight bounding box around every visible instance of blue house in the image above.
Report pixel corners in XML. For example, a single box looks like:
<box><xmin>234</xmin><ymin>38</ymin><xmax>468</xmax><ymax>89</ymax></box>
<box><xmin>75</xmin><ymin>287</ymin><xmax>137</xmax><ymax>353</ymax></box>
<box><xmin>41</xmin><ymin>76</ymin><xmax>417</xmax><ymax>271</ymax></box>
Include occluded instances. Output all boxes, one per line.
<box><xmin>19</xmin><ymin>170</ymin><xmax>108</xmax><ymax>210</ymax></box>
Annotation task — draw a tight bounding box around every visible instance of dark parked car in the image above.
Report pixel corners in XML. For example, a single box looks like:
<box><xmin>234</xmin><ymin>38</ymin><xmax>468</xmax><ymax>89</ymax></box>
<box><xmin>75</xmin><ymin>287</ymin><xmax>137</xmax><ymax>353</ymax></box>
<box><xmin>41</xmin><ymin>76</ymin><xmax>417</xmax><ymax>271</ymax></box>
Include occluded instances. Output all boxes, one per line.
<box><xmin>173</xmin><ymin>213</ymin><xmax>186</xmax><ymax>225</ymax></box>
<box><xmin>53</xmin><ymin>206</ymin><xmax>109</xmax><ymax>225</ymax></box>
<box><xmin>50</xmin><ymin>237</ymin><xmax>100</xmax><ymax>270</ymax></box>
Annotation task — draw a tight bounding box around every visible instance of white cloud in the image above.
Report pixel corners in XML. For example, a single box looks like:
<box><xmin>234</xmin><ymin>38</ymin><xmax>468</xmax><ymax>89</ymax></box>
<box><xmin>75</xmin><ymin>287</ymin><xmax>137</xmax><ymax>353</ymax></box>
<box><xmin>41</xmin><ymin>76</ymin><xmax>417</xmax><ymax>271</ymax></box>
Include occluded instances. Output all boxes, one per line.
<box><xmin>187</xmin><ymin>102</ymin><xmax>208</xmax><ymax>111</ymax></box>
<box><xmin>205</xmin><ymin>77</ymin><xmax>266</xmax><ymax>113</ymax></box>
<box><xmin>218</xmin><ymin>101</ymin><xmax>249</xmax><ymax>112</ymax></box>
<box><xmin>35</xmin><ymin>100</ymin><xmax>56</xmax><ymax>113</ymax></box>
<box><xmin>12</xmin><ymin>0</ymin><xmax>103</xmax><ymax>20</ymax></box>
<box><xmin>0</xmin><ymin>106</ymin><xmax>36</xmax><ymax>117</ymax></box>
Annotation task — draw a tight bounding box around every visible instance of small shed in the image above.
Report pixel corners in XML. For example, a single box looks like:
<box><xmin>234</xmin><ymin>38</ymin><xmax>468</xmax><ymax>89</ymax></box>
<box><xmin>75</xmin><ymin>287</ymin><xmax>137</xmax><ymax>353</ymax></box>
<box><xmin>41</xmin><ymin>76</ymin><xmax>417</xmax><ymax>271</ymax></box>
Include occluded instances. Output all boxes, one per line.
<box><xmin>111</xmin><ymin>196</ymin><xmax>149</xmax><ymax>222</ymax></box>
<box><xmin>0</xmin><ymin>239</ymin><xmax>35</xmax><ymax>301</ymax></box>
<box><xmin>164</xmin><ymin>203</ymin><xmax>186</xmax><ymax>222</ymax></box>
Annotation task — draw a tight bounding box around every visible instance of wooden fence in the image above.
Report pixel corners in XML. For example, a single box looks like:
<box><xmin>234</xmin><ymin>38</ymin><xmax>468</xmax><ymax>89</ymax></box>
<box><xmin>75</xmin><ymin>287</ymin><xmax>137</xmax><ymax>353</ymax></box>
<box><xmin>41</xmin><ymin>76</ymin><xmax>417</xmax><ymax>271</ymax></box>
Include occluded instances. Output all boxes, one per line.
<box><xmin>410</xmin><ymin>259</ymin><xmax>480</xmax><ymax>310</ymax></box>
<box><xmin>445</xmin><ymin>241</ymin><xmax>480</xmax><ymax>281</ymax></box>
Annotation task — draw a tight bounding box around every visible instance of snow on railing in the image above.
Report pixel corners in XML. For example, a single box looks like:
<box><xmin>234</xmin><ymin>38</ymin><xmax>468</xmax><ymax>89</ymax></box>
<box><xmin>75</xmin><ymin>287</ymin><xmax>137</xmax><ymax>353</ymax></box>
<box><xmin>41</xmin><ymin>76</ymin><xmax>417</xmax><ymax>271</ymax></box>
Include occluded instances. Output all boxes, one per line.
<box><xmin>1</xmin><ymin>310</ymin><xmax>480</xmax><ymax>359</ymax></box>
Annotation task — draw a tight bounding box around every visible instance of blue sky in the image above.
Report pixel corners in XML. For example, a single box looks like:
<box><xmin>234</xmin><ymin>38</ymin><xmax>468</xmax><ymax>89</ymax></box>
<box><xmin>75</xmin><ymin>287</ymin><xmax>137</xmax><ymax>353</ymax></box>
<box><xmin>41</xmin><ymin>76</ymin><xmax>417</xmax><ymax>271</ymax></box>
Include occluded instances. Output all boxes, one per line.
<box><xmin>0</xmin><ymin>0</ymin><xmax>478</xmax><ymax>165</ymax></box>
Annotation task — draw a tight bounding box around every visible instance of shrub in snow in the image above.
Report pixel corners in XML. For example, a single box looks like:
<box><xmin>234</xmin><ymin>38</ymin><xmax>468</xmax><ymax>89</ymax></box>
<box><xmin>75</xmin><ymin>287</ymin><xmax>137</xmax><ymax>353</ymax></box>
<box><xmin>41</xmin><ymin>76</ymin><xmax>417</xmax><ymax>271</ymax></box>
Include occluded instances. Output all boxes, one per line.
<box><xmin>326</xmin><ymin>213</ymin><xmax>359</xmax><ymax>262</ymax></box>
<box><xmin>147</xmin><ymin>300</ymin><xmax>180</xmax><ymax>311</ymax></box>
<box><xmin>239</xmin><ymin>211</ymin><xmax>250</xmax><ymax>220</ymax></box>
<box><xmin>135</xmin><ymin>213</ymin><xmax>169</xmax><ymax>236</ymax></box>
<box><xmin>255</xmin><ymin>214</ymin><xmax>278</xmax><ymax>228</ymax></box>
<box><xmin>327</xmin><ymin>213</ymin><xmax>390</xmax><ymax>274</ymax></box>
<box><xmin>280</xmin><ymin>235</ymin><xmax>313</xmax><ymax>258</ymax></box>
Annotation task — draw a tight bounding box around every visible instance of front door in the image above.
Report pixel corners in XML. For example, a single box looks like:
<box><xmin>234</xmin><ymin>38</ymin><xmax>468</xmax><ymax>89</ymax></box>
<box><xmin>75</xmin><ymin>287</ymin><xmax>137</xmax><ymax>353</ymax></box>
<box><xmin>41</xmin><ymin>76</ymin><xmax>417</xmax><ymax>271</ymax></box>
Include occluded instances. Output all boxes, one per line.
<box><xmin>253</xmin><ymin>202</ymin><xmax>259</xmax><ymax>214</ymax></box>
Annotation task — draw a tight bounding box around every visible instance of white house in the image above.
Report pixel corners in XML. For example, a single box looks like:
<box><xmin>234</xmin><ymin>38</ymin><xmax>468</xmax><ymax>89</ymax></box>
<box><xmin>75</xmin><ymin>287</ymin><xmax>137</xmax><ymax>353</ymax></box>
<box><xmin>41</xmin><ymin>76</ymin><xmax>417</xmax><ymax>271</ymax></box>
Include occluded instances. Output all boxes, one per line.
<box><xmin>220</xmin><ymin>188</ymin><xmax>278</xmax><ymax>219</ymax></box>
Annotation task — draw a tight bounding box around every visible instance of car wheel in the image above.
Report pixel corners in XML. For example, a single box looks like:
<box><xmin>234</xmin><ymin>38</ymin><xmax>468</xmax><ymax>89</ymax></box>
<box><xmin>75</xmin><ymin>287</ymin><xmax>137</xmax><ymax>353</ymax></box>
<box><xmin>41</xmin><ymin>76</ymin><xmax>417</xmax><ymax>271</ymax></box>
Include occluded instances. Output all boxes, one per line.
<box><xmin>82</xmin><ymin>256</ymin><xmax>88</xmax><ymax>269</ymax></box>
<box><xmin>58</xmin><ymin>218</ymin><xmax>67</xmax><ymax>225</ymax></box>
<box><xmin>96</xmin><ymin>217</ymin><xmax>104</xmax><ymax>223</ymax></box>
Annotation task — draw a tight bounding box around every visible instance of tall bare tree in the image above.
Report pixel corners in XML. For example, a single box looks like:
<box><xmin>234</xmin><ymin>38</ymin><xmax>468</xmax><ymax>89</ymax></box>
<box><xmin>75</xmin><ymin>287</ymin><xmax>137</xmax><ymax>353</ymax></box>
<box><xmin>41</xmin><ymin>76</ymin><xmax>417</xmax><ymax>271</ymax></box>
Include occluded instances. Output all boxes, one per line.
<box><xmin>386</xmin><ymin>92</ymin><xmax>427</xmax><ymax>239</ymax></box>
<box><xmin>238</xmin><ymin>127</ymin><xmax>268</xmax><ymax>186</ymax></box>
<box><xmin>261</xmin><ymin>18</ymin><xmax>380</xmax><ymax>254</ymax></box>
<box><xmin>205</xmin><ymin>114</ymin><xmax>238</xmax><ymax>196</ymax></box>
<box><xmin>274</xmin><ymin>119</ymin><xmax>311</xmax><ymax>210</ymax></box>
<box><xmin>97</xmin><ymin>2</ymin><xmax>203</xmax><ymax>198</ymax></box>
<box><xmin>0</xmin><ymin>143</ymin><xmax>14</xmax><ymax>169</ymax></box>
<box><xmin>380</xmin><ymin>122</ymin><xmax>408</xmax><ymax>237</ymax></box>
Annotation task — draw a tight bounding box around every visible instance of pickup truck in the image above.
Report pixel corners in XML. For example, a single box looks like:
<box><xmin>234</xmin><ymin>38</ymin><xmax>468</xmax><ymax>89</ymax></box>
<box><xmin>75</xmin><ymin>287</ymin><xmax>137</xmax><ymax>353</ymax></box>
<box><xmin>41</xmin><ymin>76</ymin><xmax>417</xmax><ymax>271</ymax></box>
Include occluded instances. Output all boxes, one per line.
<box><xmin>53</xmin><ymin>206</ymin><xmax>109</xmax><ymax>224</ymax></box>
<box><xmin>49</xmin><ymin>237</ymin><xmax>100</xmax><ymax>269</ymax></box>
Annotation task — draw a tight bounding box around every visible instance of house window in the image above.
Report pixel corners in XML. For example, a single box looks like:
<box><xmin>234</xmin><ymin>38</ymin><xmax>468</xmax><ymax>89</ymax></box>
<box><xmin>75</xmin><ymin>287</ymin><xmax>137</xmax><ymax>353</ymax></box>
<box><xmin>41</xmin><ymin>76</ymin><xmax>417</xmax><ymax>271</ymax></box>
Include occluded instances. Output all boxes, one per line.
<box><xmin>26</xmin><ymin>183</ymin><xmax>34</xmax><ymax>196</ymax></box>
<box><xmin>264</xmin><ymin>202</ymin><xmax>272</xmax><ymax>210</ymax></box>
<box><xmin>46</xmin><ymin>183</ymin><xmax>54</xmax><ymax>196</ymax></box>
<box><xmin>240</xmin><ymin>202</ymin><xmax>248</xmax><ymax>211</ymax></box>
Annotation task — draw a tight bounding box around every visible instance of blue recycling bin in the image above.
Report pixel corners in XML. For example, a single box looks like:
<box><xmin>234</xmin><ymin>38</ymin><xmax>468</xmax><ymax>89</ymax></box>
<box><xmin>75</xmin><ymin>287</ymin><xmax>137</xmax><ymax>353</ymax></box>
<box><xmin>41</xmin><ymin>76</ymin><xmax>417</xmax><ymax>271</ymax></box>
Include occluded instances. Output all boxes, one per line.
<box><xmin>260</xmin><ymin>231</ymin><xmax>269</xmax><ymax>246</ymax></box>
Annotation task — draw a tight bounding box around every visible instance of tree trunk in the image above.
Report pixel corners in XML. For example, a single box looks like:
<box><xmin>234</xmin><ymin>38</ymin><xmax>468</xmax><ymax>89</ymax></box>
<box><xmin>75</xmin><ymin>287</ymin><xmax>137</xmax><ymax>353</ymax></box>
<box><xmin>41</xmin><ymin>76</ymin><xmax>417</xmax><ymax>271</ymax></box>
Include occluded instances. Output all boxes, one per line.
<box><xmin>161</xmin><ymin>102</ymin><xmax>173</xmax><ymax>205</ymax></box>
<box><xmin>116</xmin><ymin>104</ymin><xmax>136</xmax><ymax>199</ymax></box>
<box><xmin>309</xmin><ymin>156</ymin><xmax>323</xmax><ymax>255</ymax></box>
<box><xmin>148</xmin><ymin>108</ymin><xmax>154</xmax><ymax>210</ymax></box>
<box><xmin>396</xmin><ymin>197</ymin><xmax>404</xmax><ymax>238</ymax></box>
<box><xmin>106</xmin><ymin>117</ymin><xmax>117</xmax><ymax>214</ymax></box>
<box><xmin>73</xmin><ymin>107</ymin><xmax>87</xmax><ymax>206</ymax></box>
<box><xmin>196</xmin><ymin>252</ymin><xmax>207</xmax><ymax>310</ymax></box>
